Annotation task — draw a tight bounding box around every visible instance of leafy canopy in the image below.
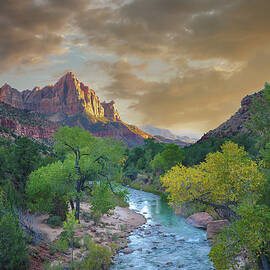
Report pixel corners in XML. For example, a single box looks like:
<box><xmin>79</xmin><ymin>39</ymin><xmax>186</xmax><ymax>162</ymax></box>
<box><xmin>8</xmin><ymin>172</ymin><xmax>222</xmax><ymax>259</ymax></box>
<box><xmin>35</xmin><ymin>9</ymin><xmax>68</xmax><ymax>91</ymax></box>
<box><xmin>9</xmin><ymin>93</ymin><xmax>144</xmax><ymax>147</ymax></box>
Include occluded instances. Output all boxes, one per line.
<box><xmin>161</xmin><ymin>141</ymin><xmax>264</xmax><ymax>210</ymax></box>
<box><xmin>27</xmin><ymin>126</ymin><xmax>126</xmax><ymax>220</ymax></box>
<box><xmin>26</xmin><ymin>160</ymin><xmax>75</xmax><ymax>214</ymax></box>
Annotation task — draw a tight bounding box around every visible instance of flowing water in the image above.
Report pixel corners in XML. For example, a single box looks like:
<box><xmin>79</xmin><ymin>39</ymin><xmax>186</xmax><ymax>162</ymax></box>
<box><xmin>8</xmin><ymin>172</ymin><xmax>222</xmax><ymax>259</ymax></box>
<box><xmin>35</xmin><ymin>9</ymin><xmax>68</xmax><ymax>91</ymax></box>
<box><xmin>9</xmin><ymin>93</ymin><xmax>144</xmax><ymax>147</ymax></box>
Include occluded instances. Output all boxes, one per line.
<box><xmin>110</xmin><ymin>188</ymin><xmax>214</xmax><ymax>270</ymax></box>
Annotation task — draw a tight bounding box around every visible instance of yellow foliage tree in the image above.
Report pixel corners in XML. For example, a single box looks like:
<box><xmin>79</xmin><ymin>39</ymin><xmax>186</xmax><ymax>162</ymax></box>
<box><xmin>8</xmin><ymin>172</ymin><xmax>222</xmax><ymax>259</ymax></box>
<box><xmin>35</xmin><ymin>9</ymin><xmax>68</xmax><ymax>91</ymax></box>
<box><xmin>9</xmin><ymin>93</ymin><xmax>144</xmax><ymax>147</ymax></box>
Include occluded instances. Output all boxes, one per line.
<box><xmin>161</xmin><ymin>141</ymin><xmax>265</xmax><ymax>219</ymax></box>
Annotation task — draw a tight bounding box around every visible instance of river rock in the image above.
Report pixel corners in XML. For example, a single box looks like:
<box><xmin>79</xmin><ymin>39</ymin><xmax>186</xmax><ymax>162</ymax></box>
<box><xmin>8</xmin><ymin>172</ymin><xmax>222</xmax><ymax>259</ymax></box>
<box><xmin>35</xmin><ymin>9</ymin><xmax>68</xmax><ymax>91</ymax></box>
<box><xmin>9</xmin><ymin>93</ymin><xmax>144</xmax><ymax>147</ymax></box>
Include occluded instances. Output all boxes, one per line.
<box><xmin>186</xmin><ymin>212</ymin><xmax>214</xmax><ymax>229</ymax></box>
<box><xmin>145</xmin><ymin>230</ymin><xmax>151</xmax><ymax>235</ymax></box>
<box><xmin>206</xmin><ymin>220</ymin><xmax>230</xmax><ymax>243</ymax></box>
<box><xmin>123</xmin><ymin>248</ymin><xmax>134</xmax><ymax>254</ymax></box>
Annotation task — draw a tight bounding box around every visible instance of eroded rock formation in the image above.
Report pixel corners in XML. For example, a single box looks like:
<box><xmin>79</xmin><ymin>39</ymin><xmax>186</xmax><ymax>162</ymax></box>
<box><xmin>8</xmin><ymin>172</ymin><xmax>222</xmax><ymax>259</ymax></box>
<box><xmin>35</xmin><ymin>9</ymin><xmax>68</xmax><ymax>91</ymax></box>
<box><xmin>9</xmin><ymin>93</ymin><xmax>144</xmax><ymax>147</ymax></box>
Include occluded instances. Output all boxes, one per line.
<box><xmin>0</xmin><ymin>72</ymin><xmax>151</xmax><ymax>147</ymax></box>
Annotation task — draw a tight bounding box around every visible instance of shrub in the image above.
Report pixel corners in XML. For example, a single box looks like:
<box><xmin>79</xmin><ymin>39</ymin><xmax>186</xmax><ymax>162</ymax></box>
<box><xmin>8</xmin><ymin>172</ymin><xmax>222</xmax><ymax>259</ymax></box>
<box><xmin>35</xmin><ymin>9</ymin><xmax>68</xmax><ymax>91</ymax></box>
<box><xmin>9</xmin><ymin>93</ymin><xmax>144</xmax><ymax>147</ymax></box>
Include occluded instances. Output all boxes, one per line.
<box><xmin>111</xmin><ymin>233</ymin><xmax>119</xmax><ymax>241</ymax></box>
<box><xmin>47</xmin><ymin>216</ymin><xmax>62</xmax><ymax>228</ymax></box>
<box><xmin>0</xmin><ymin>211</ymin><xmax>29</xmax><ymax>270</ymax></box>
<box><xmin>79</xmin><ymin>241</ymin><xmax>113</xmax><ymax>270</ymax></box>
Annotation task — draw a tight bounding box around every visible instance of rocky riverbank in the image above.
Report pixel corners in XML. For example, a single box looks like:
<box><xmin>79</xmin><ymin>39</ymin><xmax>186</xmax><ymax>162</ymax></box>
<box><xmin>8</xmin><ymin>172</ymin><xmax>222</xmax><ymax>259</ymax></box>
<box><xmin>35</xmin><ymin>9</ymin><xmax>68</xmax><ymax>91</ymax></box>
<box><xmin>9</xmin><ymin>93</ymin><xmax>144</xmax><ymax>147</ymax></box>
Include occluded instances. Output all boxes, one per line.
<box><xmin>29</xmin><ymin>203</ymin><xmax>146</xmax><ymax>269</ymax></box>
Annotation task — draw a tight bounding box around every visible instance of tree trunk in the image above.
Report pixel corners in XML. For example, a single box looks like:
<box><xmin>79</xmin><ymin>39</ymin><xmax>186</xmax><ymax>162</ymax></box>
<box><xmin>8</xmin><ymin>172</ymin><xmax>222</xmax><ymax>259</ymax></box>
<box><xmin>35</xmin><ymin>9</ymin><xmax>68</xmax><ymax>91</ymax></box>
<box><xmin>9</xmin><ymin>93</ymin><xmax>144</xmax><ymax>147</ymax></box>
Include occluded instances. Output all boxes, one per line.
<box><xmin>75</xmin><ymin>196</ymin><xmax>80</xmax><ymax>221</ymax></box>
<box><xmin>69</xmin><ymin>200</ymin><xmax>74</xmax><ymax>211</ymax></box>
<box><xmin>71</xmin><ymin>235</ymin><xmax>74</xmax><ymax>270</ymax></box>
<box><xmin>74</xmin><ymin>152</ymin><xmax>81</xmax><ymax>221</ymax></box>
<box><xmin>260</xmin><ymin>253</ymin><xmax>270</xmax><ymax>270</ymax></box>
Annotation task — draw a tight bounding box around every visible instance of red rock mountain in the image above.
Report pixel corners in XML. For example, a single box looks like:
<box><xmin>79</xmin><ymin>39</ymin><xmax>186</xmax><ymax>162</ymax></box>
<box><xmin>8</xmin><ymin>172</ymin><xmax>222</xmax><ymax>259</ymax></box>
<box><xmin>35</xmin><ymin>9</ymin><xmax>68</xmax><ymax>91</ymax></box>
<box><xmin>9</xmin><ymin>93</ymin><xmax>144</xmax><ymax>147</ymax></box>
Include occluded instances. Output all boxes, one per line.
<box><xmin>0</xmin><ymin>72</ymin><xmax>151</xmax><ymax>146</ymax></box>
<box><xmin>198</xmin><ymin>91</ymin><xmax>262</xmax><ymax>142</ymax></box>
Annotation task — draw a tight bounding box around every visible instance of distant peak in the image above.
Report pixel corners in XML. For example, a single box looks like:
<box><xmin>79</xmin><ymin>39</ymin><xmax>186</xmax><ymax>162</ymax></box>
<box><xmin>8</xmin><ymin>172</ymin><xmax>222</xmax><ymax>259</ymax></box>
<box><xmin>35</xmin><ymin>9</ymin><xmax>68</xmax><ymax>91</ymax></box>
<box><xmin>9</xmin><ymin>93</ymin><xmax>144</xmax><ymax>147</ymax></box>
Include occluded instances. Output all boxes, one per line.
<box><xmin>60</xmin><ymin>71</ymin><xmax>76</xmax><ymax>80</ymax></box>
<box><xmin>65</xmin><ymin>71</ymin><xmax>75</xmax><ymax>76</ymax></box>
<box><xmin>54</xmin><ymin>71</ymin><xmax>80</xmax><ymax>90</ymax></box>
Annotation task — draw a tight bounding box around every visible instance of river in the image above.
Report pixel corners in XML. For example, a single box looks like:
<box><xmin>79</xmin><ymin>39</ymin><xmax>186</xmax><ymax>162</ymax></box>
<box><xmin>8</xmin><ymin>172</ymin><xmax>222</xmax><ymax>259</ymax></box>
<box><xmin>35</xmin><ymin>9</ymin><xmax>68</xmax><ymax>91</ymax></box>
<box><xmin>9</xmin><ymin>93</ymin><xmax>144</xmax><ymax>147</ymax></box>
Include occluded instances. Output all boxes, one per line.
<box><xmin>110</xmin><ymin>188</ymin><xmax>214</xmax><ymax>270</ymax></box>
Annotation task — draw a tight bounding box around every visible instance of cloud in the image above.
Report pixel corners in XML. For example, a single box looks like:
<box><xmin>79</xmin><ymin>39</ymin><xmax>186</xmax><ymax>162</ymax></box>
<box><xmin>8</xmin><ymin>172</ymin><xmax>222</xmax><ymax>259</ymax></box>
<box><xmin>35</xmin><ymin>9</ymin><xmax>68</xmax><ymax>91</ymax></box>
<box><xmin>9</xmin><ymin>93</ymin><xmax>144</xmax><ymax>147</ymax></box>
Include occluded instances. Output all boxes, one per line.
<box><xmin>2</xmin><ymin>0</ymin><xmax>270</xmax><ymax>134</ymax></box>
<box><xmin>0</xmin><ymin>0</ymin><xmax>88</xmax><ymax>73</ymax></box>
<box><xmin>76</xmin><ymin>0</ymin><xmax>270</xmax><ymax>133</ymax></box>
<box><xmin>94</xmin><ymin>51</ymin><xmax>270</xmax><ymax>133</ymax></box>
<box><xmin>75</xmin><ymin>0</ymin><xmax>270</xmax><ymax>62</ymax></box>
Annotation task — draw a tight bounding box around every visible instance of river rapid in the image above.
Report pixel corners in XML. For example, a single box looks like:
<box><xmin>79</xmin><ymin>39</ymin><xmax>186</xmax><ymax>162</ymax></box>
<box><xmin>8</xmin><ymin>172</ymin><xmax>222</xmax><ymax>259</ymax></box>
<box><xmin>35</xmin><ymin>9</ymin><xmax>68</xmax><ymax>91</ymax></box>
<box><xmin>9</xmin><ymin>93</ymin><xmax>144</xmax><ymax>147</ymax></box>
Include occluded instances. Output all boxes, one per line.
<box><xmin>110</xmin><ymin>188</ymin><xmax>214</xmax><ymax>270</ymax></box>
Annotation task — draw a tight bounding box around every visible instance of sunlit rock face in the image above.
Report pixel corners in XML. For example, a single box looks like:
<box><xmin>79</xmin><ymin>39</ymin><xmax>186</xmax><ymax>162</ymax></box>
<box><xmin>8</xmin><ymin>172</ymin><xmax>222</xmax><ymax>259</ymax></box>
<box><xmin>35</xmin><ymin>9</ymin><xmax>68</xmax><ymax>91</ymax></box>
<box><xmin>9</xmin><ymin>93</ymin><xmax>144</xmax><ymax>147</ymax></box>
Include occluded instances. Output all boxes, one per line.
<box><xmin>0</xmin><ymin>72</ymin><xmax>151</xmax><ymax>147</ymax></box>
<box><xmin>0</xmin><ymin>72</ymin><xmax>121</xmax><ymax>121</ymax></box>
<box><xmin>22</xmin><ymin>72</ymin><xmax>105</xmax><ymax>117</ymax></box>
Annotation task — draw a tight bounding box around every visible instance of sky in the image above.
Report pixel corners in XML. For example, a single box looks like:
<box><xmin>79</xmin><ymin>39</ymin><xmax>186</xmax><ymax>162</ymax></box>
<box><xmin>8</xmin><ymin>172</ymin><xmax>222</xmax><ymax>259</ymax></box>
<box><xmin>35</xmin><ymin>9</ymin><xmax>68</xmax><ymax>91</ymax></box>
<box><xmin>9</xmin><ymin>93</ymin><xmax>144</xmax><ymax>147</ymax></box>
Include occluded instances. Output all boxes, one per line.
<box><xmin>1</xmin><ymin>0</ymin><xmax>270</xmax><ymax>138</ymax></box>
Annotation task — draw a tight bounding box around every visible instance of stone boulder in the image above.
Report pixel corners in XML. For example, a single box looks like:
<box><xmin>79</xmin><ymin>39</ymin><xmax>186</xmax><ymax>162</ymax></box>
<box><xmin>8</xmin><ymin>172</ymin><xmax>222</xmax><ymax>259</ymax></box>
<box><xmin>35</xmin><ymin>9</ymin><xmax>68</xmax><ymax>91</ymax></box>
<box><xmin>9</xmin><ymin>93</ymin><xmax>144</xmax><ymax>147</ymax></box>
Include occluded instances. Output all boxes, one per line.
<box><xmin>206</xmin><ymin>220</ymin><xmax>230</xmax><ymax>243</ymax></box>
<box><xmin>186</xmin><ymin>212</ymin><xmax>214</xmax><ymax>229</ymax></box>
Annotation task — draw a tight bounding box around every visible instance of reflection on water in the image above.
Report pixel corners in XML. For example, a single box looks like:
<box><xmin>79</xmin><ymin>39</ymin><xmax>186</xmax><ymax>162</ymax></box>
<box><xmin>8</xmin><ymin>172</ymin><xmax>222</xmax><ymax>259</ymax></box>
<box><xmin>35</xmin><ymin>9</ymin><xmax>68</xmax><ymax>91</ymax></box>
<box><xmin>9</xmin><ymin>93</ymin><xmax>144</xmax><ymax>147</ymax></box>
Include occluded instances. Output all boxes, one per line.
<box><xmin>110</xmin><ymin>188</ymin><xmax>214</xmax><ymax>270</ymax></box>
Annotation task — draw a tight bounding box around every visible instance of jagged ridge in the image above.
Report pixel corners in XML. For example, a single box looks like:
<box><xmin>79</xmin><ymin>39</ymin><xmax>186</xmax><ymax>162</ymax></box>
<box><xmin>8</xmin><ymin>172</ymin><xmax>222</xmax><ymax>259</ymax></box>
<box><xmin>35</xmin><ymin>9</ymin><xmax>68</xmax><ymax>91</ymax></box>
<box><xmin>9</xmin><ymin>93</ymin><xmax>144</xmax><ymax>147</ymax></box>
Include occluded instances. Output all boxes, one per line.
<box><xmin>0</xmin><ymin>72</ymin><xmax>151</xmax><ymax>147</ymax></box>
<box><xmin>198</xmin><ymin>90</ymin><xmax>262</xmax><ymax>143</ymax></box>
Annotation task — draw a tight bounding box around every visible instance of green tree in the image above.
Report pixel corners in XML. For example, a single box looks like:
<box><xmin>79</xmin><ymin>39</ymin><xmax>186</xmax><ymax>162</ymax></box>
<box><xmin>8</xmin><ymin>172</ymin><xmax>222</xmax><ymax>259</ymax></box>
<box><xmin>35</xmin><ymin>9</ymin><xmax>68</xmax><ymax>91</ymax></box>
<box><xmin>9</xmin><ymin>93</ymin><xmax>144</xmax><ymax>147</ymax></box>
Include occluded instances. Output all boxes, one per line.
<box><xmin>90</xmin><ymin>182</ymin><xmax>128</xmax><ymax>224</ymax></box>
<box><xmin>0</xmin><ymin>137</ymin><xmax>42</xmax><ymax>193</ymax></box>
<box><xmin>27</xmin><ymin>126</ymin><xmax>126</xmax><ymax>221</ymax></box>
<box><xmin>246</xmin><ymin>82</ymin><xmax>270</xmax><ymax>151</ymax></box>
<box><xmin>150</xmin><ymin>152</ymin><xmax>165</xmax><ymax>175</ymax></box>
<box><xmin>209</xmin><ymin>203</ymin><xmax>270</xmax><ymax>270</ymax></box>
<box><xmin>160</xmin><ymin>144</ymin><xmax>184</xmax><ymax>171</ymax></box>
<box><xmin>26</xmin><ymin>160</ymin><xmax>75</xmax><ymax>218</ymax></box>
<box><xmin>61</xmin><ymin>210</ymin><xmax>78</xmax><ymax>267</ymax></box>
<box><xmin>0</xmin><ymin>190</ymin><xmax>28</xmax><ymax>270</ymax></box>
